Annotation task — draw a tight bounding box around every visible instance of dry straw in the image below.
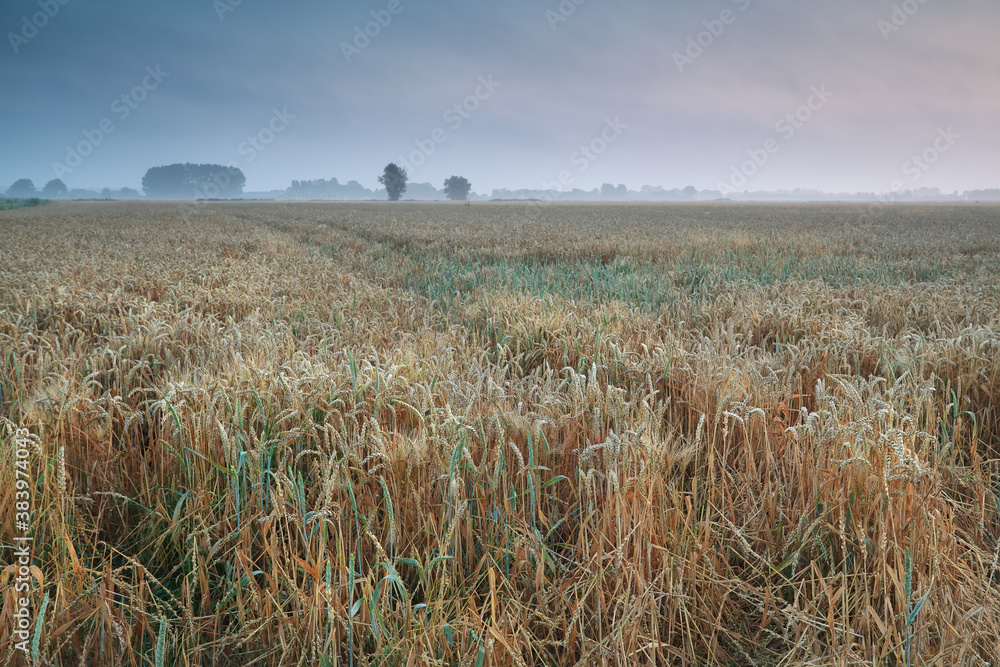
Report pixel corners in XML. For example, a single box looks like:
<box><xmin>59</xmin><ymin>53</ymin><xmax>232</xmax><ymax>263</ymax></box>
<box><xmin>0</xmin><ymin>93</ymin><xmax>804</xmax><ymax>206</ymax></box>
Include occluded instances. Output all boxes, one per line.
<box><xmin>0</xmin><ymin>200</ymin><xmax>998</xmax><ymax>665</ymax></box>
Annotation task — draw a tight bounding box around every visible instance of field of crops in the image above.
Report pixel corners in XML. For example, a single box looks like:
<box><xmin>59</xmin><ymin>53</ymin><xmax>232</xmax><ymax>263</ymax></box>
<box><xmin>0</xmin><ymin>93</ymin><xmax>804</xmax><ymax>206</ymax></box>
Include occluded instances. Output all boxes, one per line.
<box><xmin>1</xmin><ymin>200</ymin><xmax>999</xmax><ymax>665</ymax></box>
<box><xmin>0</xmin><ymin>199</ymin><xmax>45</xmax><ymax>212</ymax></box>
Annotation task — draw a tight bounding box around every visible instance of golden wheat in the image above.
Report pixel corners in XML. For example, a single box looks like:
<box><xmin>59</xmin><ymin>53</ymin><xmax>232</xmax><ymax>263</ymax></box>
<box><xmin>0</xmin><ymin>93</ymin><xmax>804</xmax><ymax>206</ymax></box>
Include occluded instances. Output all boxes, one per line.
<box><xmin>0</xmin><ymin>200</ymin><xmax>998</xmax><ymax>666</ymax></box>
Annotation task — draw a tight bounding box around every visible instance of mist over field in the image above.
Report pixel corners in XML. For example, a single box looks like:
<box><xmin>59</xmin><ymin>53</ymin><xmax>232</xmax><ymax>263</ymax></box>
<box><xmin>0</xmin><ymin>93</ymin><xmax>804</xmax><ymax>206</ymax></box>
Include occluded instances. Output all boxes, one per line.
<box><xmin>2</xmin><ymin>0</ymin><xmax>999</xmax><ymax>198</ymax></box>
<box><xmin>2</xmin><ymin>2</ymin><xmax>1000</xmax><ymax>666</ymax></box>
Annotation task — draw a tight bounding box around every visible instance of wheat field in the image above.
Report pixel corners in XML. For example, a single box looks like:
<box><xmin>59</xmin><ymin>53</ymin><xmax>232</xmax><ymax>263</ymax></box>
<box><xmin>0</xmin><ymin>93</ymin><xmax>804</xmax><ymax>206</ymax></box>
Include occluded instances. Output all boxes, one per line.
<box><xmin>1</xmin><ymin>201</ymin><xmax>999</xmax><ymax>666</ymax></box>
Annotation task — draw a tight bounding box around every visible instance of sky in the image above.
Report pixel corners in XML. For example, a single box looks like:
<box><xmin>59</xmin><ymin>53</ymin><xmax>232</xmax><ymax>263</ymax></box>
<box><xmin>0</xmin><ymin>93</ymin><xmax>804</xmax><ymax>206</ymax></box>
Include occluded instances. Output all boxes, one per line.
<box><xmin>1</xmin><ymin>0</ymin><xmax>998</xmax><ymax>195</ymax></box>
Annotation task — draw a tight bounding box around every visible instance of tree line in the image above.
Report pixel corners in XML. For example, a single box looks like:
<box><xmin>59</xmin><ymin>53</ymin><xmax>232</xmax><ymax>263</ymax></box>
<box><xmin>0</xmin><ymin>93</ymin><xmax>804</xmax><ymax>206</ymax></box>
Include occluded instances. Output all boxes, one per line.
<box><xmin>10</xmin><ymin>170</ymin><xmax>999</xmax><ymax>204</ymax></box>
<box><xmin>5</xmin><ymin>163</ymin><xmax>475</xmax><ymax>202</ymax></box>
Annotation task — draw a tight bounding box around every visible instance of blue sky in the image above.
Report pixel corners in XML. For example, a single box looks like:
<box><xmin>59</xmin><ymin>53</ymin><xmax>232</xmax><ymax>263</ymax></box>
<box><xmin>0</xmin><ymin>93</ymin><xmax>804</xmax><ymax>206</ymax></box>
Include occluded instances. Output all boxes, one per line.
<box><xmin>1</xmin><ymin>0</ymin><xmax>998</xmax><ymax>193</ymax></box>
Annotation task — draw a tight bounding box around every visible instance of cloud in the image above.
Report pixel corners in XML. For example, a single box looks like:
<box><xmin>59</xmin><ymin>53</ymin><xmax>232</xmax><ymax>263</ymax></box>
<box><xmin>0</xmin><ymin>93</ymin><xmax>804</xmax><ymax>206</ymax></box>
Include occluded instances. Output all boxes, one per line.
<box><xmin>1</xmin><ymin>0</ymin><xmax>997</xmax><ymax>192</ymax></box>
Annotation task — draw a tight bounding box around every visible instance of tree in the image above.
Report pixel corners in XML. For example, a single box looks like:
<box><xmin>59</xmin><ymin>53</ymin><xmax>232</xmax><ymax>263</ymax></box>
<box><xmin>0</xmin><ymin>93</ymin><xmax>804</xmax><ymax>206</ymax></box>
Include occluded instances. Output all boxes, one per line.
<box><xmin>443</xmin><ymin>176</ymin><xmax>472</xmax><ymax>201</ymax></box>
<box><xmin>101</xmin><ymin>188</ymin><xmax>114</xmax><ymax>199</ymax></box>
<box><xmin>119</xmin><ymin>187</ymin><xmax>140</xmax><ymax>199</ymax></box>
<box><xmin>966</xmin><ymin>189</ymin><xmax>1000</xmax><ymax>201</ymax></box>
<box><xmin>286</xmin><ymin>177</ymin><xmax>376</xmax><ymax>200</ymax></box>
<box><xmin>7</xmin><ymin>179</ymin><xmax>36</xmax><ymax>197</ymax></box>
<box><xmin>601</xmin><ymin>183</ymin><xmax>615</xmax><ymax>198</ymax></box>
<box><xmin>682</xmin><ymin>185</ymin><xmax>698</xmax><ymax>198</ymax></box>
<box><xmin>42</xmin><ymin>179</ymin><xmax>68</xmax><ymax>197</ymax></box>
<box><xmin>142</xmin><ymin>163</ymin><xmax>246</xmax><ymax>199</ymax></box>
<box><xmin>379</xmin><ymin>163</ymin><xmax>407</xmax><ymax>201</ymax></box>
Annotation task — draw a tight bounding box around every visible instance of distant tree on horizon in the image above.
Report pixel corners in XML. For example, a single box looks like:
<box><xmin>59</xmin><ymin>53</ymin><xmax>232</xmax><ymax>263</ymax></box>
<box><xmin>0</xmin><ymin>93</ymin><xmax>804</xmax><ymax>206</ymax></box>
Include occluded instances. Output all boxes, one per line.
<box><xmin>443</xmin><ymin>176</ymin><xmax>472</xmax><ymax>201</ymax></box>
<box><xmin>682</xmin><ymin>185</ymin><xmax>698</xmax><ymax>197</ymax></box>
<box><xmin>287</xmin><ymin>177</ymin><xmax>373</xmax><ymax>200</ymax></box>
<box><xmin>43</xmin><ymin>179</ymin><xmax>68</xmax><ymax>197</ymax></box>
<box><xmin>379</xmin><ymin>163</ymin><xmax>407</xmax><ymax>201</ymax></box>
<box><xmin>600</xmin><ymin>183</ymin><xmax>628</xmax><ymax>198</ymax></box>
<box><xmin>966</xmin><ymin>188</ymin><xmax>1000</xmax><ymax>201</ymax></box>
<box><xmin>7</xmin><ymin>179</ymin><xmax>36</xmax><ymax>197</ymax></box>
<box><xmin>142</xmin><ymin>163</ymin><xmax>246</xmax><ymax>199</ymax></box>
